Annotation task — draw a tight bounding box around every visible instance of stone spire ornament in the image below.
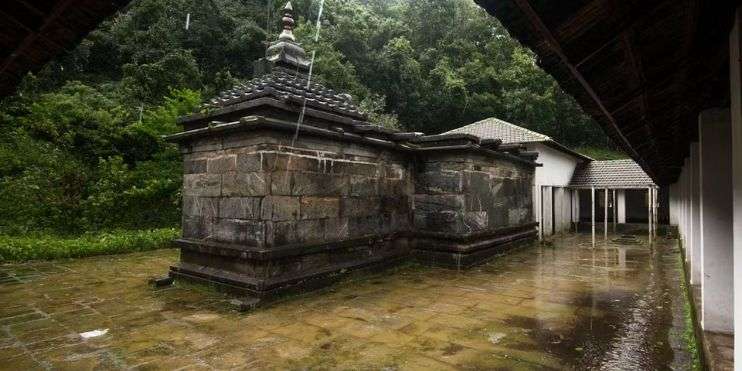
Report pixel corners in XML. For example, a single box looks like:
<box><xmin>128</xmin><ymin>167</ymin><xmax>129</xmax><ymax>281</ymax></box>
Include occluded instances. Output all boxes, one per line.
<box><xmin>278</xmin><ymin>2</ymin><xmax>296</xmax><ymax>42</ymax></box>
<box><xmin>255</xmin><ymin>1</ymin><xmax>310</xmax><ymax>75</ymax></box>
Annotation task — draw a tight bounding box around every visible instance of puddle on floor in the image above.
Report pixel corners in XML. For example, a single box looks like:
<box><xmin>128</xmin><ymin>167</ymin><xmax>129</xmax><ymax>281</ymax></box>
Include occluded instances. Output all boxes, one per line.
<box><xmin>0</xmin><ymin>233</ymin><xmax>693</xmax><ymax>370</ymax></box>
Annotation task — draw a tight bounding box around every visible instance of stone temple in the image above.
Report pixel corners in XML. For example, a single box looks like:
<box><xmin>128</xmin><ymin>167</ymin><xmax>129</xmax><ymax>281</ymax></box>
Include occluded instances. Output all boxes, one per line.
<box><xmin>166</xmin><ymin>2</ymin><xmax>538</xmax><ymax>305</ymax></box>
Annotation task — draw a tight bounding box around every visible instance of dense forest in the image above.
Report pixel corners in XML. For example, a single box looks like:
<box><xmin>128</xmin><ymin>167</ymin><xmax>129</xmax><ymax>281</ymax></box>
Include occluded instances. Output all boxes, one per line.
<box><xmin>0</xmin><ymin>0</ymin><xmax>620</xmax><ymax>235</ymax></box>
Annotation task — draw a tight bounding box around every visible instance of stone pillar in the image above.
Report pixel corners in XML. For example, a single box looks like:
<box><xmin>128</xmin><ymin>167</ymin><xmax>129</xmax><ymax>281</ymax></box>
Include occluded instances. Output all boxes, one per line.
<box><xmin>617</xmin><ymin>190</ymin><xmax>626</xmax><ymax>223</ymax></box>
<box><xmin>542</xmin><ymin>186</ymin><xmax>553</xmax><ymax>237</ymax></box>
<box><xmin>729</xmin><ymin>4</ymin><xmax>742</xmax><ymax>356</ymax></box>
<box><xmin>604</xmin><ymin>188</ymin><xmax>609</xmax><ymax>239</ymax></box>
<box><xmin>699</xmin><ymin>108</ymin><xmax>733</xmax><ymax>333</ymax></box>
<box><xmin>591</xmin><ymin>187</ymin><xmax>596</xmax><ymax>246</ymax></box>
<box><xmin>690</xmin><ymin>142</ymin><xmax>702</xmax><ymax>284</ymax></box>
<box><xmin>536</xmin><ymin>184</ymin><xmax>543</xmax><ymax>240</ymax></box>
<box><xmin>572</xmin><ymin>189</ymin><xmax>580</xmax><ymax>227</ymax></box>
<box><xmin>613</xmin><ymin>189</ymin><xmax>617</xmax><ymax>231</ymax></box>
<box><xmin>647</xmin><ymin>187</ymin><xmax>653</xmax><ymax>239</ymax></box>
<box><xmin>683</xmin><ymin>158</ymin><xmax>692</xmax><ymax>262</ymax></box>
<box><xmin>554</xmin><ymin>187</ymin><xmax>565</xmax><ymax>233</ymax></box>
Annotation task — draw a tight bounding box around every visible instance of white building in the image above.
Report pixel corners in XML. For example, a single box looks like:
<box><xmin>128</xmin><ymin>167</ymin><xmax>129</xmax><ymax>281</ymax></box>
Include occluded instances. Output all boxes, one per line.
<box><xmin>447</xmin><ymin>118</ymin><xmax>659</xmax><ymax>239</ymax></box>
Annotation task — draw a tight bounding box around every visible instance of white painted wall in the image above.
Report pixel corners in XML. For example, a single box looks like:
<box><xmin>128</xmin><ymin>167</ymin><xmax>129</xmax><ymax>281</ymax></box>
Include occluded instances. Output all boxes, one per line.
<box><xmin>617</xmin><ymin>190</ymin><xmax>626</xmax><ymax>223</ymax></box>
<box><xmin>526</xmin><ymin>143</ymin><xmax>581</xmax><ymax>187</ymax></box>
<box><xmin>526</xmin><ymin>143</ymin><xmax>583</xmax><ymax>236</ymax></box>
<box><xmin>698</xmin><ymin>108</ymin><xmax>733</xmax><ymax>333</ymax></box>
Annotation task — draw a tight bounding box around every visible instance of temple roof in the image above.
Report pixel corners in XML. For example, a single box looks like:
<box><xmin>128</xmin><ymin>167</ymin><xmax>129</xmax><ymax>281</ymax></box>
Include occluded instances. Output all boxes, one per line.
<box><xmin>569</xmin><ymin>159</ymin><xmax>655</xmax><ymax>189</ymax></box>
<box><xmin>203</xmin><ymin>67</ymin><xmax>365</xmax><ymax>120</ymax></box>
<box><xmin>201</xmin><ymin>2</ymin><xmax>364</xmax><ymax>121</ymax></box>
<box><xmin>446</xmin><ymin>117</ymin><xmax>591</xmax><ymax>161</ymax></box>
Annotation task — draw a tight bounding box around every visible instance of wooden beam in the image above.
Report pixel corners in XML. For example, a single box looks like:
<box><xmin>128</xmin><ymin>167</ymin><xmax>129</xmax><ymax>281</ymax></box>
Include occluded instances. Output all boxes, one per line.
<box><xmin>0</xmin><ymin>0</ymin><xmax>75</xmax><ymax>76</ymax></box>
<box><xmin>0</xmin><ymin>9</ymin><xmax>66</xmax><ymax>51</ymax></box>
<box><xmin>510</xmin><ymin>0</ymin><xmax>650</xmax><ymax>179</ymax></box>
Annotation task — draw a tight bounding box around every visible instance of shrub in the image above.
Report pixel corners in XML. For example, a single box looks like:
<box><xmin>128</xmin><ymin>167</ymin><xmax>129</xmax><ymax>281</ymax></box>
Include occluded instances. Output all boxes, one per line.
<box><xmin>0</xmin><ymin>228</ymin><xmax>180</xmax><ymax>262</ymax></box>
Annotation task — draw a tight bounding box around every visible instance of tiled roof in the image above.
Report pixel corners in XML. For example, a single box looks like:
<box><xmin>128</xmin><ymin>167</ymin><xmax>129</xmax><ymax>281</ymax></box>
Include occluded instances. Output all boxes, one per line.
<box><xmin>203</xmin><ymin>67</ymin><xmax>366</xmax><ymax>120</ymax></box>
<box><xmin>569</xmin><ymin>159</ymin><xmax>656</xmax><ymax>188</ymax></box>
<box><xmin>444</xmin><ymin>117</ymin><xmax>550</xmax><ymax>144</ymax></box>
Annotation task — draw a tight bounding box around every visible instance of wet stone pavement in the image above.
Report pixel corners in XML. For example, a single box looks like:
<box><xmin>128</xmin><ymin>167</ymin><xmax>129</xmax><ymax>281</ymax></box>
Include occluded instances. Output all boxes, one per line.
<box><xmin>0</xmin><ymin>233</ymin><xmax>694</xmax><ymax>370</ymax></box>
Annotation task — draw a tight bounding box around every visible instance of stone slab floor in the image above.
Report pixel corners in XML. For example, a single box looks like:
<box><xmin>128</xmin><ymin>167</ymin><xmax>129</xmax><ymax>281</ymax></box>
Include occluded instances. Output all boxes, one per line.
<box><xmin>0</xmin><ymin>233</ymin><xmax>695</xmax><ymax>370</ymax></box>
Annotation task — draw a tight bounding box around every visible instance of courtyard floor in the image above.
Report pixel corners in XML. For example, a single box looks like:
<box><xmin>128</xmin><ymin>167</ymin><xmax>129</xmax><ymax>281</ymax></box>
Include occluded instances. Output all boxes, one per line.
<box><xmin>0</xmin><ymin>233</ymin><xmax>694</xmax><ymax>370</ymax></box>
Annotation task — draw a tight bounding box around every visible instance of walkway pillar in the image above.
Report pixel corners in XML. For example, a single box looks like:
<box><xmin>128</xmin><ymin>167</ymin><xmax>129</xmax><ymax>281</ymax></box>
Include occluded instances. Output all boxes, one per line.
<box><xmin>648</xmin><ymin>186</ymin><xmax>652</xmax><ymax>241</ymax></box>
<box><xmin>542</xmin><ymin>186</ymin><xmax>553</xmax><ymax>237</ymax></box>
<box><xmin>604</xmin><ymin>188</ymin><xmax>608</xmax><ymax>239</ymax></box>
<box><xmin>612</xmin><ymin>189</ymin><xmax>617</xmax><ymax>232</ymax></box>
<box><xmin>591</xmin><ymin>187</ymin><xmax>595</xmax><ymax>246</ymax></box>
<box><xmin>690</xmin><ymin>142</ymin><xmax>702</xmax><ymax>284</ymax></box>
<box><xmin>729</xmin><ymin>5</ymin><xmax>742</xmax><ymax>357</ymax></box>
<box><xmin>698</xmin><ymin>108</ymin><xmax>733</xmax><ymax>333</ymax></box>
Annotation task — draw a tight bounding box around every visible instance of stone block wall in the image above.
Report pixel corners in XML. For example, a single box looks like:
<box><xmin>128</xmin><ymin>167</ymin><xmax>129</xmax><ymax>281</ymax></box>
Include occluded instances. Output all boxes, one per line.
<box><xmin>169</xmin><ymin>117</ymin><xmax>538</xmax><ymax>301</ymax></box>
<box><xmin>174</xmin><ymin>128</ymin><xmax>415</xmax><ymax>297</ymax></box>
<box><xmin>413</xmin><ymin>152</ymin><xmax>533</xmax><ymax>236</ymax></box>
<box><xmin>411</xmin><ymin>151</ymin><xmax>536</xmax><ymax>268</ymax></box>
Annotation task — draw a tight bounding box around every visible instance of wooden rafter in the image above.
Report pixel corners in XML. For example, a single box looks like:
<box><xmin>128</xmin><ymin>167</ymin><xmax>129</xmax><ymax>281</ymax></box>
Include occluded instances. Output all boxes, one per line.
<box><xmin>0</xmin><ymin>0</ymin><xmax>75</xmax><ymax>75</ymax></box>
<box><xmin>510</xmin><ymin>0</ymin><xmax>652</xmax><ymax>178</ymax></box>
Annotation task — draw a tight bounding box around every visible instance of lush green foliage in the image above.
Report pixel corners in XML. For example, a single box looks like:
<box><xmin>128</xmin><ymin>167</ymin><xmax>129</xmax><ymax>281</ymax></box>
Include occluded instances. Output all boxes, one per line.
<box><xmin>0</xmin><ymin>85</ymin><xmax>199</xmax><ymax>234</ymax></box>
<box><xmin>0</xmin><ymin>0</ymin><xmax>617</xmax><ymax>234</ymax></box>
<box><xmin>0</xmin><ymin>228</ymin><xmax>180</xmax><ymax>262</ymax></box>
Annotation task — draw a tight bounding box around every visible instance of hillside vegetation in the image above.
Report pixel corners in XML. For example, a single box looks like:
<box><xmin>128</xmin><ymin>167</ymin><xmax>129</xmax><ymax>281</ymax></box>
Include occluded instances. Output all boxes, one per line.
<box><xmin>0</xmin><ymin>0</ymin><xmax>616</xmax><ymax>237</ymax></box>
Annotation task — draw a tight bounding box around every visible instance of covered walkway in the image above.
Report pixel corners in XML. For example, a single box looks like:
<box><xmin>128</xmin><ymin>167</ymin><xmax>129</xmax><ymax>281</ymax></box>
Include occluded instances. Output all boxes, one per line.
<box><xmin>1</xmin><ymin>235</ymin><xmax>694</xmax><ymax>369</ymax></box>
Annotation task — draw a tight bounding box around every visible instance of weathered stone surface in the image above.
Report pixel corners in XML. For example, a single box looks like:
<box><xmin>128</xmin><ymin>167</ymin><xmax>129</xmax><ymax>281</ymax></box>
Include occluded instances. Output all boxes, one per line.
<box><xmin>261</xmin><ymin>196</ymin><xmax>300</xmax><ymax>221</ymax></box>
<box><xmin>265</xmin><ymin>221</ymin><xmax>297</xmax><ymax>247</ymax></box>
<box><xmin>219</xmin><ymin>197</ymin><xmax>262</xmax><ymax>220</ymax></box>
<box><xmin>323</xmin><ymin>217</ymin><xmax>349</xmax><ymax>240</ymax></box>
<box><xmin>183</xmin><ymin>196</ymin><xmax>218</xmax><ymax>219</ymax></box>
<box><xmin>296</xmin><ymin>219</ymin><xmax>324</xmax><ymax>243</ymax></box>
<box><xmin>263</xmin><ymin>153</ymin><xmax>320</xmax><ymax>172</ymax></box>
<box><xmin>184</xmin><ymin>159</ymin><xmax>207</xmax><ymax>174</ymax></box>
<box><xmin>350</xmin><ymin>176</ymin><xmax>378</xmax><ymax>197</ymax></box>
<box><xmin>270</xmin><ymin>172</ymin><xmax>293</xmax><ymax>195</ymax></box>
<box><xmin>207</xmin><ymin>155</ymin><xmax>237</xmax><ymax>174</ymax></box>
<box><xmin>190</xmin><ymin>137</ymin><xmax>222</xmax><ymax>153</ymax></box>
<box><xmin>183</xmin><ymin>174</ymin><xmax>221</xmax><ymax>197</ymax></box>
<box><xmin>414</xmin><ymin>211</ymin><xmax>463</xmax><ymax>233</ymax></box>
<box><xmin>293</xmin><ymin>172</ymin><xmax>347</xmax><ymax>196</ymax></box>
<box><xmin>237</xmin><ymin>153</ymin><xmax>262</xmax><ymax>172</ymax></box>
<box><xmin>182</xmin><ymin>216</ymin><xmax>209</xmax><ymax>239</ymax></box>
<box><xmin>348</xmin><ymin>215</ymin><xmax>381</xmax><ymax>237</ymax></box>
<box><xmin>342</xmin><ymin>197</ymin><xmax>381</xmax><ymax>218</ymax></box>
<box><xmin>463</xmin><ymin>211</ymin><xmax>488</xmax><ymax>232</ymax></box>
<box><xmin>380</xmin><ymin>196</ymin><xmax>409</xmax><ymax>214</ymax></box>
<box><xmin>300</xmin><ymin>197</ymin><xmax>340</xmax><ymax>220</ymax></box>
<box><xmin>222</xmin><ymin>173</ymin><xmax>268</xmax><ymax>197</ymax></box>
<box><xmin>413</xmin><ymin>194</ymin><xmax>464</xmax><ymax>213</ymax></box>
<box><xmin>331</xmin><ymin>160</ymin><xmax>379</xmax><ymax>177</ymax></box>
<box><xmin>415</xmin><ymin>171</ymin><xmax>462</xmax><ymax>194</ymax></box>
<box><xmin>214</xmin><ymin>219</ymin><xmax>264</xmax><ymax>246</ymax></box>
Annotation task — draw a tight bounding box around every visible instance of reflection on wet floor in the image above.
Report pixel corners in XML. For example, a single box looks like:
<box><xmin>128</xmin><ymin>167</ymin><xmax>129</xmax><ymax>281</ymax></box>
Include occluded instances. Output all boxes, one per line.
<box><xmin>0</xmin><ymin>233</ymin><xmax>693</xmax><ymax>370</ymax></box>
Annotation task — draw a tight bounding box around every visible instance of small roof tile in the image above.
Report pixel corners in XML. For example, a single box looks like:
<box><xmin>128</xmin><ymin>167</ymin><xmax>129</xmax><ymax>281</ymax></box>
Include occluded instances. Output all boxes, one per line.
<box><xmin>444</xmin><ymin>117</ymin><xmax>550</xmax><ymax>144</ymax></box>
<box><xmin>569</xmin><ymin>159</ymin><xmax>655</xmax><ymax>188</ymax></box>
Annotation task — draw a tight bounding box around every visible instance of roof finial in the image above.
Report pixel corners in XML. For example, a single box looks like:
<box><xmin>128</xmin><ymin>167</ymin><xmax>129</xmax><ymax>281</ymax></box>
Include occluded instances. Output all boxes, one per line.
<box><xmin>278</xmin><ymin>2</ymin><xmax>296</xmax><ymax>42</ymax></box>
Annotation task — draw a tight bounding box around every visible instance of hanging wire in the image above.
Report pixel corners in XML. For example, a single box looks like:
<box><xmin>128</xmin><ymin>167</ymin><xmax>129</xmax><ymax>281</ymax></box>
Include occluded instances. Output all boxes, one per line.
<box><xmin>290</xmin><ymin>0</ymin><xmax>325</xmax><ymax>148</ymax></box>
